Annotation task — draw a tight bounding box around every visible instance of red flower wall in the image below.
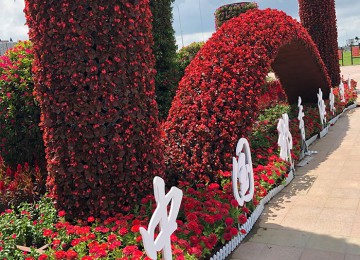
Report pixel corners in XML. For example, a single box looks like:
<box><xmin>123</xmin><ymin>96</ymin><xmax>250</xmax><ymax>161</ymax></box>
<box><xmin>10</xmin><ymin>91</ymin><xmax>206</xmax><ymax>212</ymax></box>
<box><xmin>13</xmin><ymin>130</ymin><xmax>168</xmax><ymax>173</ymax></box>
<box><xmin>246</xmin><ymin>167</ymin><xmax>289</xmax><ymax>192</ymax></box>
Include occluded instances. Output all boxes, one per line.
<box><xmin>164</xmin><ymin>9</ymin><xmax>331</xmax><ymax>184</ymax></box>
<box><xmin>299</xmin><ymin>0</ymin><xmax>340</xmax><ymax>87</ymax></box>
<box><xmin>24</xmin><ymin>0</ymin><xmax>164</xmax><ymax>220</ymax></box>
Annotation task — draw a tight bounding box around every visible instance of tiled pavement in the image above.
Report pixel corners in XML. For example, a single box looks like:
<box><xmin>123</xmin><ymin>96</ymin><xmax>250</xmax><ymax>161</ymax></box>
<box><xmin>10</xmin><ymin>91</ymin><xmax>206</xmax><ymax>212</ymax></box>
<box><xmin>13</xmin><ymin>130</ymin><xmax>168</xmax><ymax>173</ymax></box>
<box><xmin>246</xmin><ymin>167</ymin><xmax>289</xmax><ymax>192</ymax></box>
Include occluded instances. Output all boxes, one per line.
<box><xmin>230</xmin><ymin>66</ymin><xmax>360</xmax><ymax>260</ymax></box>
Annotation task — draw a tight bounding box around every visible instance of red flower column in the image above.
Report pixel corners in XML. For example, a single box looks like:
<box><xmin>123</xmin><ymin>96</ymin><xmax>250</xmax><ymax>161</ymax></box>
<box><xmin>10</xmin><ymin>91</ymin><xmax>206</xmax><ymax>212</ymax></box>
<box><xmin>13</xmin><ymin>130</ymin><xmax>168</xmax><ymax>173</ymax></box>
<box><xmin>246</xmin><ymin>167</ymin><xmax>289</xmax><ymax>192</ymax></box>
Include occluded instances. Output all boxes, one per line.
<box><xmin>214</xmin><ymin>2</ymin><xmax>258</xmax><ymax>30</ymax></box>
<box><xmin>24</xmin><ymin>0</ymin><xmax>164</xmax><ymax>219</ymax></box>
<box><xmin>299</xmin><ymin>0</ymin><xmax>341</xmax><ymax>87</ymax></box>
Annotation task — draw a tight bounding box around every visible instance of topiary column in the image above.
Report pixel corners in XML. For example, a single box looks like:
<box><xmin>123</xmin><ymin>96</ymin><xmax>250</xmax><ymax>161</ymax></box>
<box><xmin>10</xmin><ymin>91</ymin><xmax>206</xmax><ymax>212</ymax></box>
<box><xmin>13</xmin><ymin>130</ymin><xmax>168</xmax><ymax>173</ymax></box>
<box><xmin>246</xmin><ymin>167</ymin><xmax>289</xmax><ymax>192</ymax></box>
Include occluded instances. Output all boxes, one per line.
<box><xmin>214</xmin><ymin>2</ymin><xmax>258</xmax><ymax>30</ymax></box>
<box><xmin>24</xmin><ymin>0</ymin><xmax>164</xmax><ymax>220</ymax></box>
<box><xmin>299</xmin><ymin>0</ymin><xmax>340</xmax><ymax>87</ymax></box>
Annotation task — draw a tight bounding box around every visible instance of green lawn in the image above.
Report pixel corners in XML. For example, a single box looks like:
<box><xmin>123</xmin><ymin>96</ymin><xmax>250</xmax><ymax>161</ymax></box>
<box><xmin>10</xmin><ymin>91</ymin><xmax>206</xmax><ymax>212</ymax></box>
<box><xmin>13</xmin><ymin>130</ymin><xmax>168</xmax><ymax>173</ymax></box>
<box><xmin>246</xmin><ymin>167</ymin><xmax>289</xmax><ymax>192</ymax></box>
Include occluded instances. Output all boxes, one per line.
<box><xmin>339</xmin><ymin>50</ymin><xmax>360</xmax><ymax>66</ymax></box>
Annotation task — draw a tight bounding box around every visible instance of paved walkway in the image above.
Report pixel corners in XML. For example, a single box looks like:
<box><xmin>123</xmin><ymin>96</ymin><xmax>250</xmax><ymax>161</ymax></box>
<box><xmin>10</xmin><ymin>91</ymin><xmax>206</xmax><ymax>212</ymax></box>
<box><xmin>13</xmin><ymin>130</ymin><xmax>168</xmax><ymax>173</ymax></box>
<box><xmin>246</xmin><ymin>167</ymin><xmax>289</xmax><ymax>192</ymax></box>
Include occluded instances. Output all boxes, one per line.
<box><xmin>230</xmin><ymin>65</ymin><xmax>360</xmax><ymax>260</ymax></box>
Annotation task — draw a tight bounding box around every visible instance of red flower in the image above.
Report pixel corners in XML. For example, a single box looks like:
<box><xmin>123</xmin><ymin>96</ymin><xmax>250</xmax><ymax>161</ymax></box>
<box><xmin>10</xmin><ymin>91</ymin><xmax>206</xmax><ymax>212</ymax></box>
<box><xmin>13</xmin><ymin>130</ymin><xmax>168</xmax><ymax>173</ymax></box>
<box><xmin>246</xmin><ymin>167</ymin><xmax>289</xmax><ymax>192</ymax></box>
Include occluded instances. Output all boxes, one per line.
<box><xmin>123</xmin><ymin>245</ymin><xmax>138</xmax><ymax>256</ymax></box>
<box><xmin>87</xmin><ymin>216</ymin><xmax>95</xmax><ymax>223</ymax></box>
<box><xmin>81</xmin><ymin>257</ymin><xmax>93</xmax><ymax>260</ymax></box>
<box><xmin>238</xmin><ymin>214</ymin><xmax>247</xmax><ymax>225</ymax></box>
<box><xmin>223</xmin><ymin>232</ymin><xmax>232</xmax><ymax>241</ymax></box>
<box><xmin>225</xmin><ymin>217</ymin><xmax>233</xmax><ymax>226</ymax></box>
<box><xmin>54</xmin><ymin>250</ymin><xmax>67</xmax><ymax>260</ymax></box>
<box><xmin>43</xmin><ymin>229</ymin><xmax>53</xmax><ymax>237</ymax></box>
<box><xmin>58</xmin><ymin>210</ymin><xmax>66</xmax><ymax>217</ymax></box>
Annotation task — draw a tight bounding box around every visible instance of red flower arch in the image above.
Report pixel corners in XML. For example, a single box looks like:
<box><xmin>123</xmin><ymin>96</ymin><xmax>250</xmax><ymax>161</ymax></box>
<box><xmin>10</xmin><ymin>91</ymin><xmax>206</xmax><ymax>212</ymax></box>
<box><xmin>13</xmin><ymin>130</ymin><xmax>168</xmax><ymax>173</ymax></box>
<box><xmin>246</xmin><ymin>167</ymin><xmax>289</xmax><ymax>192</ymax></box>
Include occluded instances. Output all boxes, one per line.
<box><xmin>164</xmin><ymin>9</ymin><xmax>331</xmax><ymax>183</ymax></box>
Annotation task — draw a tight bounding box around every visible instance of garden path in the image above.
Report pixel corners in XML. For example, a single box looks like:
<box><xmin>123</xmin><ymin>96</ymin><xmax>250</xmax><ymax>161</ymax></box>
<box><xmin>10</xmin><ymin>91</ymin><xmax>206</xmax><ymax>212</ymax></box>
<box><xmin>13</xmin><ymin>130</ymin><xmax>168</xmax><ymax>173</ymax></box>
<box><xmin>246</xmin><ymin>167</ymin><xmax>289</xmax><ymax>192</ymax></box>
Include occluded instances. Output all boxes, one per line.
<box><xmin>230</xmin><ymin>65</ymin><xmax>360</xmax><ymax>260</ymax></box>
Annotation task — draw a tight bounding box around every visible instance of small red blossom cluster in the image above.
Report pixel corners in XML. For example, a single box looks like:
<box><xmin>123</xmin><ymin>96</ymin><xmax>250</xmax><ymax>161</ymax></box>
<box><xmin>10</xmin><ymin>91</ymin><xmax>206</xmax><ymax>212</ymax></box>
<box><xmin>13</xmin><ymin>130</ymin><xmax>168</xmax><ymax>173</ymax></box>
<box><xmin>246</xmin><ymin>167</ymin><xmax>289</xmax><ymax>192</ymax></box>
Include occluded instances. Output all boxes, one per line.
<box><xmin>258</xmin><ymin>80</ymin><xmax>288</xmax><ymax>111</ymax></box>
<box><xmin>164</xmin><ymin>9</ymin><xmax>330</xmax><ymax>184</ymax></box>
<box><xmin>24</xmin><ymin>0</ymin><xmax>165</xmax><ymax>219</ymax></box>
<box><xmin>332</xmin><ymin>78</ymin><xmax>358</xmax><ymax>110</ymax></box>
<box><xmin>0</xmin><ymin>156</ymin><xmax>44</xmax><ymax>210</ymax></box>
<box><xmin>299</xmin><ymin>0</ymin><xmax>340</xmax><ymax>87</ymax></box>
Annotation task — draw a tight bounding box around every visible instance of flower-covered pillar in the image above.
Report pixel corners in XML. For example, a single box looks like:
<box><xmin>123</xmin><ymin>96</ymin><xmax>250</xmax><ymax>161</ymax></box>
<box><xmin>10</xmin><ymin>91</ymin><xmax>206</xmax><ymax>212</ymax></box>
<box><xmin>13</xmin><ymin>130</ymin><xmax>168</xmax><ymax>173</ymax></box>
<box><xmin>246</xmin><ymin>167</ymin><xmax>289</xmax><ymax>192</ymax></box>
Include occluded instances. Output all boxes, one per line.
<box><xmin>24</xmin><ymin>0</ymin><xmax>165</xmax><ymax>220</ymax></box>
<box><xmin>298</xmin><ymin>0</ymin><xmax>340</xmax><ymax>87</ymax></box>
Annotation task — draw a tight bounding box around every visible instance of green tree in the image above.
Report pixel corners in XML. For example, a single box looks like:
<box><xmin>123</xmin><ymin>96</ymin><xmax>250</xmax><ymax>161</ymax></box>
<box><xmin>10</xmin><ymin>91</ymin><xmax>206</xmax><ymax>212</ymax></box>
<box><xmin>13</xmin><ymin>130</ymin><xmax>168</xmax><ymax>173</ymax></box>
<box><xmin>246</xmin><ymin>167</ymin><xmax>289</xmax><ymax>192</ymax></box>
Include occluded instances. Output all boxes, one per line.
<box><xmin>150</xmin><ymin>0</ymin><xmax>179</xmax><ymax>119</ymax></box>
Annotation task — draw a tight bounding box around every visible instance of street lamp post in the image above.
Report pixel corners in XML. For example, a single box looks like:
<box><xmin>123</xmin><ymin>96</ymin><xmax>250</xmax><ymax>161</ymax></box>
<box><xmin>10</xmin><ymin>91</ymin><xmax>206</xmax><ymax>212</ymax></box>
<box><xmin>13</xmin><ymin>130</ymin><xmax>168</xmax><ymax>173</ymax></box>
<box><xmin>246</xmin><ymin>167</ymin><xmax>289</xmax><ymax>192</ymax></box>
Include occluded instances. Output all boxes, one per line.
<box><xmin>174</xmin><ymin>3</ymin><xmax>184</xmax><ymax>48</ymax></box>
<box><xmin>198</xmin><ymin>0</ymin><xmax>205</xmax><ymax>41</ymax></box>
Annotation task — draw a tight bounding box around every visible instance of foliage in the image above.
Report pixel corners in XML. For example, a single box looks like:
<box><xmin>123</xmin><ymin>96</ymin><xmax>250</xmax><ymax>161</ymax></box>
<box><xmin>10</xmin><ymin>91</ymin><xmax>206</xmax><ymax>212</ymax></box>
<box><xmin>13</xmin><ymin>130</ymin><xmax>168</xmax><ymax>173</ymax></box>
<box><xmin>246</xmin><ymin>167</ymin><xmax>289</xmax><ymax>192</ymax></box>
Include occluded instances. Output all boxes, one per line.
<box><xmin>0</xmin><ymin>41</ymin><xmax>45</xmax><ymax>170</ymax></box>
<box><xmin>150</xmin><ymin>0</ymin><xmax>179</xmax><ymax>119</ymax></box>
<box><xmin>0</xmin><ymin>156</ymin><xmax>45</xmax><ymax>211</ymax></box>
<box><xmin>176</xmin><ymin>42</ymin><xmax>205</xmax><ymax>80</ymax></box>
<box><xmin>299</xmin><ymin>0</ymin><xmax>340</xmax><ymax>86</ymax></box>
<box><xmin>0</xmin><ymin>196</ymin><xmax>57</xmax><ymax>259</ymax></box>
<box><xmin>24</xmin><ymin>0</ymin><xmax>165</xmax><ymax>220</ymax></box>
<box><xmin>164</xmin><ymin>9</ymin><xmax>330</xmax><ymax>184</ymax></box>
<box><xmin>214</xmin><ymin>2</ymin><xmax>258</xmax><ymax>30</ymax></box>
<box><xmin>250</xmin><ymin>104</ymin><xmax>291</xmax><ymax>166</ymax></box>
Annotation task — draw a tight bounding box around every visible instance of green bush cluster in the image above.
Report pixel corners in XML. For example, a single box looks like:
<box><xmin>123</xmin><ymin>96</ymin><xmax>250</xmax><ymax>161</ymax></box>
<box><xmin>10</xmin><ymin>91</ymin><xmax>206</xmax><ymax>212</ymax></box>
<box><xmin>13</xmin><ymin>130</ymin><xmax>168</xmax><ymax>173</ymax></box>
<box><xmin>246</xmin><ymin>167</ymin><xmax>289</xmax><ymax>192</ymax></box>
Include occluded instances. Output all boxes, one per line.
<box><xmin>0</xmin><ymin>41</ymin><xmax>45</xmax><ymax>169</ymax></box>
<box><xmin>176</xmin><ymin>41</ymin><xmax>205</xmax><ymax>79</ymax></box>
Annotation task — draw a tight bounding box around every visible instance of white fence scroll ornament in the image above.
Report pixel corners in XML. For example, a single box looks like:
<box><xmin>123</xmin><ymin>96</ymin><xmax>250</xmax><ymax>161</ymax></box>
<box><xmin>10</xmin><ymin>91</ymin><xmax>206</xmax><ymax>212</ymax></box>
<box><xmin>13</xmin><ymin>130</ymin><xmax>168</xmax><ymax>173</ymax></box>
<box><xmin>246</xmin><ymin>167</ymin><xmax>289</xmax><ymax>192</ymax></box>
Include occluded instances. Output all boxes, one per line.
<box><xmin>339</xmin><ymin>81</ymin><xmax>345</xmax><ymax>102</ymax></box>
<box><xmin>277</xmin><ymin>113</ymin><xmax>293</xmax><ymax>163</ymax></box>
<box><xmin>232</xmin><ymin>138</ymin><xmax>255</xmax><ymax>207</ymax></box>
<box><xmin>329</xmin><ymin>88</ymin><xmax>335</xmax><ymax>116</ymax></box>
<box><xmin>298</xmin><ymin>97</ymin><xmax>306</xmax><ymax>142</ymax></box>
<box><xmin>139</xmin><ymin>177</ymin><xmax>183</xmax><ymax>260</ymax></box>
<box><xmin>317</xmin><ymin>88</ymin><xmax>327</xmax><ymax>127</ymax></box>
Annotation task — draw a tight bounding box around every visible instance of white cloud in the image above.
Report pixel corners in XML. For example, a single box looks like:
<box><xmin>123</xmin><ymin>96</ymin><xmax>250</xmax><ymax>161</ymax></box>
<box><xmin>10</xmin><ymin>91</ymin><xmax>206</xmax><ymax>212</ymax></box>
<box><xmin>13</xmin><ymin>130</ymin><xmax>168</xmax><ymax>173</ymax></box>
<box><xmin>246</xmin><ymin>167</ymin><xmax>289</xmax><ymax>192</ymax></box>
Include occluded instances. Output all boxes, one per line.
<box><xmin>0</xmin><ymin>0</ymin><xmax>28</xmax><ymax>41</ymax></box>
<box><xmin>175</xmin><ymin>31</ymin><xmax>213</xmax><ymax>50</ymax></box>
<box><xmin>1</xmin><ymin>0</ymin><xmax>359</xmax><ymax>49</ymax></box>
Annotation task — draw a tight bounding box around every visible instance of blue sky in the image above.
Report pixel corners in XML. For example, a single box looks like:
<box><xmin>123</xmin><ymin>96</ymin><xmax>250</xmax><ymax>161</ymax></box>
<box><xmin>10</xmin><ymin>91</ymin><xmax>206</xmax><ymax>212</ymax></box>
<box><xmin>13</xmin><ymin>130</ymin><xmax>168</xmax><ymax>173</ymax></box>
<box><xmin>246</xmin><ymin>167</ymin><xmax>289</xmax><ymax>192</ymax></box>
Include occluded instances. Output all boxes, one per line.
<box><xmin>1</xmin><ymin>0</ymin><xmax>359</xmax><ymax>49</ymax></box>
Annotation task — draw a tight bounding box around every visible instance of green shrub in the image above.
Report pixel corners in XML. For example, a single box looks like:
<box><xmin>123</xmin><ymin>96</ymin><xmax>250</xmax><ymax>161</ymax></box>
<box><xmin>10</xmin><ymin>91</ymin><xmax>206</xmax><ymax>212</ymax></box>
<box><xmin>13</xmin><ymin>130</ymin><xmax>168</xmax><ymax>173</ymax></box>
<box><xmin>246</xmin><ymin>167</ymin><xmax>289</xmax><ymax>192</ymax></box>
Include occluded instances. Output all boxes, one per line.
<box><xmin>0</xmin><ymin>41</ymin><xmax>45</xmax><ymax>169</ymax></box>
<box><xmin>176</xmin><ymin>41</ymin><xmax>205</xmax><ymax>79</ymax></box>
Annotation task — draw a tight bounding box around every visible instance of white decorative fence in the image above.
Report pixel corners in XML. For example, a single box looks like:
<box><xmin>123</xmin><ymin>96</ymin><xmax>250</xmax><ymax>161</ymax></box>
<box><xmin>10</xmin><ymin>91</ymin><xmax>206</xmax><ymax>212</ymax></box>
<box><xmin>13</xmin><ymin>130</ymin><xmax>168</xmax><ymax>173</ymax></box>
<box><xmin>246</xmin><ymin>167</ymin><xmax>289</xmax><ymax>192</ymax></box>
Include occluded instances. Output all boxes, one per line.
<box><xmin>140</xmin><ymin>93</ymin><xmax>357</xmax><ymax>260</ymax></box>
<box><xmin>209</xmin><ymin>100</ymin><xmax>357</xmax><ymax>260</ymax></box>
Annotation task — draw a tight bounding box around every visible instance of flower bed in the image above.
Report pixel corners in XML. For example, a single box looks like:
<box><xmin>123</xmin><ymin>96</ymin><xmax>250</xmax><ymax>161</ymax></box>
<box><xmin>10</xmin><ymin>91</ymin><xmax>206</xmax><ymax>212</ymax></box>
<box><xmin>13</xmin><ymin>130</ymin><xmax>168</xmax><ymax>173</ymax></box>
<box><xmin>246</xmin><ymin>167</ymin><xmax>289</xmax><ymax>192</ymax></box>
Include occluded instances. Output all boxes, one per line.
<box><xmin>0</xmin><ymin>76</ymin><xmax>356</xmax><ymax>259</ymax></box>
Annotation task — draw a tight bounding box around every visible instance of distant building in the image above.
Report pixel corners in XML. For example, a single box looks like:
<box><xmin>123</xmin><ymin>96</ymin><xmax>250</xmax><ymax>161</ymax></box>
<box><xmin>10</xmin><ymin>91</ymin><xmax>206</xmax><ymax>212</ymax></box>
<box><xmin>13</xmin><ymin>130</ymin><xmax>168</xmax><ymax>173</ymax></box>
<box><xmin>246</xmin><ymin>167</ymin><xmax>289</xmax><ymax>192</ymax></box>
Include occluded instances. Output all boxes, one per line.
<box><xmin>346</xmin><ymin>38</ymin><xmax>355</xmax><ymax>46</ymax></box>
<box><xmin>0</xmin><ymin>40</ymin><xmax>17</xmax><ymax>56</ymax></box>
